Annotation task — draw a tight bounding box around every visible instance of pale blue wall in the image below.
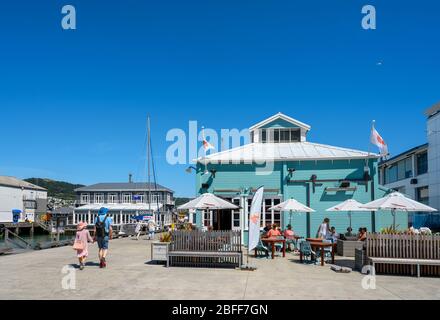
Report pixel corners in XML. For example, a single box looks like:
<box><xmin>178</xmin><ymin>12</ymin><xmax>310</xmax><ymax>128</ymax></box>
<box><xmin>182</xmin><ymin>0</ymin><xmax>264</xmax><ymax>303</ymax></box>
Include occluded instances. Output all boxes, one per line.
<box><xmin>195</xmin><ymin>158</ymin><xmax>408</xmax><ymax>235</ymax></box>
<box><xmin>261</xmin><ymin>118</ymin><xmax>300</xmax><ymax>129</ymax></box>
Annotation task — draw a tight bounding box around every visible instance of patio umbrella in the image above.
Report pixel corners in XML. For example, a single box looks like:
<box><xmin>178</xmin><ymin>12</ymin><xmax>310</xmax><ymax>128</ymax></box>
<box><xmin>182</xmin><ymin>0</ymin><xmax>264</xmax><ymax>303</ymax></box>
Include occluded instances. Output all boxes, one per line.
<box><xmin>269</xmin><ymin>198</ymin><xmax>315</xmax><ymax>226</ymax></box>
<box><xmin>361</xmin><ymin>192</ymin><xmax>437</xmax><ymax>230</ymax></box>
<box><xmin>326</xmin><ymin>199</ymin><xmax>373</xmax><ymax>230</ymax></box>
<box><xmin>177</xmin><ymin>193</ymin><xmax>239</xmax><ymax>230</ymax></box>
<box><xmin>177</xmin><ymin>193</ymin><xmax>239</xmax><ymax>210</ymax></box>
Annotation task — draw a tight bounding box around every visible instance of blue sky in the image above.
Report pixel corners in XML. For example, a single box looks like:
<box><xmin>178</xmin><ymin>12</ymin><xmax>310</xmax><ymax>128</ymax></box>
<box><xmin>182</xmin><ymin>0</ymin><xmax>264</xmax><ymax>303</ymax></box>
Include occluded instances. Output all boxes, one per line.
<box><xmin>0</xmin><ymin>1</ymin><xmax>439</xmax><ymax>197</ymax></box>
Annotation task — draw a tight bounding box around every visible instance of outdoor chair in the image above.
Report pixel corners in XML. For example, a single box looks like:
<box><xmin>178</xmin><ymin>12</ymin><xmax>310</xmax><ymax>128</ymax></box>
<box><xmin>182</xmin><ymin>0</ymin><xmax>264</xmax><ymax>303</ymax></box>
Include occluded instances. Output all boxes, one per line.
<box><xmin>255</xmin><ymin>239</ymin><xmax>270</xmax><ymax>259</ymax></box>
<box><xmin>315</xmin><ymin>239</ymin><xmax>333</xmax><ymax>264</ymax></box>
<box><xmin>300</xmin><ymin>241</ymin><xmax>316</xmax><ymax>264</ymax></box>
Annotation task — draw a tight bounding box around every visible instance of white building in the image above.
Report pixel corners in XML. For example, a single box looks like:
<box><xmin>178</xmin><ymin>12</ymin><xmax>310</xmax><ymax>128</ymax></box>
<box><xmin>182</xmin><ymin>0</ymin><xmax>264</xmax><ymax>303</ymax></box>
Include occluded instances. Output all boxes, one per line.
<box><xmin>379</xmin><ymin>102</ymin><xmax>440</xmax><ymax>229</ymax></box>
<box><xmin>0</xmin><ymin>176</ymin><xmax>48</xmax><ymax>223</ymax></box>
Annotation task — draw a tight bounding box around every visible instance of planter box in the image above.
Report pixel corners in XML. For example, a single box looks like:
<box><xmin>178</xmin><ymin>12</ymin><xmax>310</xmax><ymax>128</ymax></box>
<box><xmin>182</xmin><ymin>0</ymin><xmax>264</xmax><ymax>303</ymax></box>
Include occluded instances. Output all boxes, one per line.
<box><xmin>355</xmin><ymin>248</ymin><xmax>370</xmax><ymax>272</ymax></box>
<box><xmin>337</xmin><ymin>239</ymin><xmax>365</xmax><ymax>257</ymax></box>
<box><xmin>151</xmin><ymin>242</ymin><xmax>170</xmax><ymax>262</ymax></box>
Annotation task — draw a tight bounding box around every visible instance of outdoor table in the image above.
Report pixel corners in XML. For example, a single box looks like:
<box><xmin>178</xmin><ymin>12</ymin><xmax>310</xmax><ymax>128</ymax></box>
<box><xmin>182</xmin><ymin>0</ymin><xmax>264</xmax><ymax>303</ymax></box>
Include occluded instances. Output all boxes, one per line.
<box><xmin>260</xmin><ymin>237</ymin><xmax>286</xmax><ymax>259</ymax></box>
<box><xmin>300</xmin><ymin>240</ymin><xmax>337</xmax><ymax>266</ymax></box>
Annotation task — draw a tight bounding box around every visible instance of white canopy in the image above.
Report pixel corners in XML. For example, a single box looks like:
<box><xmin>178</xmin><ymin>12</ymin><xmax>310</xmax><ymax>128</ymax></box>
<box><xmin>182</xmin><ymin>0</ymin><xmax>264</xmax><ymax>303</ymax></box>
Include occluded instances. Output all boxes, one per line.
<box><xmin>326</xmin><ymin>199</ymin><xmax>372</xmax><ymax>230</ymax></box>
<box><xmin>269</xmin><ymin>198</ymin><xmax>315</xmax><ymax>213</ymax></box>
<box><xmin>269</xmin><ymin>198</ymin><xmax>315</xmax><ymax>227</ymax></box>
<box><xmin>361</xmin><ymin>192</ymin><xmax>437</xmax><ymax>212</ymax></box>
<box><xmin>177</xmin><ymin>193</ymin><xmax>239</xmax><ymax>210</ymax></box>
<box><xmin>326</xmin><ymin>199</ymin><xmax>372</xmax><ymax>213</ymax></box>
<box><xmin>361</xmin><ymin>192</ymin><xmax>437</xmax><ymax>230</ymax></box>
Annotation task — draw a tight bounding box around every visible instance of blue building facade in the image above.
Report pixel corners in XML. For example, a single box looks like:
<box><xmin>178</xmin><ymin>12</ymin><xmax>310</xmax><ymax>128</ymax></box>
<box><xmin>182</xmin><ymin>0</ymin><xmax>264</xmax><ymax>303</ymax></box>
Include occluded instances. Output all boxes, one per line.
<box><xmin>194</xmin><ymin>113</ymin><xmax>407</xmax><ymax>239</ymax></box>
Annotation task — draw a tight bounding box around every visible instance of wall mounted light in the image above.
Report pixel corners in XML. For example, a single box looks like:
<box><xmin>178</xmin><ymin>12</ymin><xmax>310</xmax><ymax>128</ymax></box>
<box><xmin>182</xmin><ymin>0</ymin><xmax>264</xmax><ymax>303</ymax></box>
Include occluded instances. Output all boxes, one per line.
<box><xmin>185</xmin><ymin>166</ymin><xmax>197</xmax><ymax>174</ymax></box>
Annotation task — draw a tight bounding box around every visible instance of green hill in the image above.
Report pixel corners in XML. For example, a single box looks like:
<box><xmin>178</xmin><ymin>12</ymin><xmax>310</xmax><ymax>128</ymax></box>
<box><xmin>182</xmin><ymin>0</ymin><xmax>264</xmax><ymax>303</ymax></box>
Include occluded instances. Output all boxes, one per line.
<box><xmin>24</xmin><ymin>178</ymin><xmax>84</xmax><ymax>200</ymax></box>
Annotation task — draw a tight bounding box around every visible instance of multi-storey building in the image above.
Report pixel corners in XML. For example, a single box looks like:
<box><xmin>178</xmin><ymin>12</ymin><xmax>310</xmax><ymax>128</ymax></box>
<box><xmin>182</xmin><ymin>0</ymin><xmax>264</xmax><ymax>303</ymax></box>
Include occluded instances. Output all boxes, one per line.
<box><xmin>0</xmin><ymin>176</ymin><xmax>48</xmax><ymax>223</ymax></box>
<box><xmin>192</xmin><ymin>112</ymin><xmax>400</xmax><ymax>241</ymax></box>
<box><xmin>379</xmin><ymin>102</ymin><xmax>440</xmax><ymax>230</ymax></box>
<box><xmin>73</xmin><ymin>181</ymin><xmax>175</xmax><ymax>228</ymax></box>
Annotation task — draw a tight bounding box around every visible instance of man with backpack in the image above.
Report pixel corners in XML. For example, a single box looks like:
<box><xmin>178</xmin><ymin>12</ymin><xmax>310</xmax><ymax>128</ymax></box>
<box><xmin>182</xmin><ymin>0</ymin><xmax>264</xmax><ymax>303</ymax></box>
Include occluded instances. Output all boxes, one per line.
<box><xmin>94</xmin><ymin>207</ymin><xmax>113</xmax><ymax>269</ymax></box>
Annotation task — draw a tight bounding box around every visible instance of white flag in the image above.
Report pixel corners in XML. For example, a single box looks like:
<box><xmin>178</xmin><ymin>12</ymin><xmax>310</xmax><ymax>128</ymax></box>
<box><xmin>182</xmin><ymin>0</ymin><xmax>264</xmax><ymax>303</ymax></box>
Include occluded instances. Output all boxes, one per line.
<box><xmin>248</xmin><ymin>186</ymin><xmax>264</xmax><ymax>253</ymax></box>
<box><xmin>202</xmin><ymin>128</ymin><xmax>215</xmax><ymax>151</ymax></box>
<box><xmin>370</xmin><ymin>123</ymin><xmax>389</xmax><ymax>156</ymax></box>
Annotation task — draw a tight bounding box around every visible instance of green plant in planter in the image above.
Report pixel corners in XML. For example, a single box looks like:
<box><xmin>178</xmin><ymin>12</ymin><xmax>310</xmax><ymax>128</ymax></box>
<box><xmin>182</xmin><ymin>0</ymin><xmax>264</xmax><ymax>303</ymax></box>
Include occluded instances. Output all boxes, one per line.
<box><xmin>160</xmin><ymin>232</ymin><xmax>172</xmax><ymax>243</ymax></box>
<box><xmin>380</xmin><ymin>225</ymin><xmax>401</xmax><ymax>235</ymax></box>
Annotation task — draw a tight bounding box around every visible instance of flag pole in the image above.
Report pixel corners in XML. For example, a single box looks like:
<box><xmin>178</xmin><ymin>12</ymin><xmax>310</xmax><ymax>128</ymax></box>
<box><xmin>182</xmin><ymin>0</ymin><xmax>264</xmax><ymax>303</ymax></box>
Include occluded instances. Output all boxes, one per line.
<box><xmin>202</xmin><ymin>126</ymin><xmax>208</xmax><ymax>175</ymax></box>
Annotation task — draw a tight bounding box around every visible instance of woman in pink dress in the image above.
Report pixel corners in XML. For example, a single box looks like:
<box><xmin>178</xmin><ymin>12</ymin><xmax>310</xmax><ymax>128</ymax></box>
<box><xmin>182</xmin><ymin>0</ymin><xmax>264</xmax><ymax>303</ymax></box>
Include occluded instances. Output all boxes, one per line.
<box><xmin>75</xmin><ymin>222</ymin><xmax>94</xmax><ymax>270</ymax></box>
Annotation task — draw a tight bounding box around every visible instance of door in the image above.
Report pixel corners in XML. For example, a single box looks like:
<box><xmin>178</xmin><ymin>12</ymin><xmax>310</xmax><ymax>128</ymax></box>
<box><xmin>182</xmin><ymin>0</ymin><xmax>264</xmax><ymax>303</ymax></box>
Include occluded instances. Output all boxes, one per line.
<box><xmin>214</xmin><ymin>210</ymin><xmax>232</xmax><ymax>231</ymax></box>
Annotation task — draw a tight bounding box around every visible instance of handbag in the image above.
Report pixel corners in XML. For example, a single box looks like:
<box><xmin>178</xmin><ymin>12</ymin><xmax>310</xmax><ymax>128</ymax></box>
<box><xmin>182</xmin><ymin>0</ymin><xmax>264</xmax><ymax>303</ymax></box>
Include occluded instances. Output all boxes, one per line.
<box><xmin>73</xmin><ymin>239</ymin><xmax>85</xmax><ymax>251</ymax></box>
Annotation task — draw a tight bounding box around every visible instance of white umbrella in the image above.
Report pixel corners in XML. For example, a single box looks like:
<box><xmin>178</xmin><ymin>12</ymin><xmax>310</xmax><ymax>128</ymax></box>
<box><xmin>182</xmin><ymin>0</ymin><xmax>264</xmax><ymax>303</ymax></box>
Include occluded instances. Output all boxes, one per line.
<box><xmin>177</xmin><ymin>193</ymin><xmax>239</xmax><ymax>210</ymax></box>
<box><xmin>270</xmin><ymin>198</ymin><xmax>315</xmax><ymax>226</ymax></box>
<box><xmin>326</xmin><ymin>199</ymin><xmax>373</xmax><ymax>230</ymax></box>
<box><xmin>361</xmin><ymin>192</ymin><xmax>437</xmax><ymax>230</ymax></box>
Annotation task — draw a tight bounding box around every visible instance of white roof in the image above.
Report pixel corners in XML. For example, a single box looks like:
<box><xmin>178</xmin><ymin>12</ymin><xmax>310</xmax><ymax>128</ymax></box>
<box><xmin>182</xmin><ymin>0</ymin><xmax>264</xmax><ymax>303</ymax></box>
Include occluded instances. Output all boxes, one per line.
<box><xmin>361</xmin><ymin>192</ymin><xmax>437</xmax><ymax>212</ymax></box>
<box><xmin>249</xmin><ymin>112</ymin><xmax>311</xmax><ymax>131</ymax></box>
<box><xmin>178</xmin><ymin>193</ymin><xmax>239</xmax><ymax>210</ymax></box>
<box><xmin>74</xmin><ymin>203</ymin><xmax>163</xmax><ymax>211</ymax></box>
<box><xmin>196</xmin><ymin>142</ymin><xmax>379</xmax><ymax>163</ymax></box>
<box><xmin>269</xmin><ymin>198</ymin><xmax>315</xmax><ymax>213</ymax></box>
<box><xmin>326</xmin><ymin>199</ymin><xmax>373</xmax><ymax>212</ymax></box>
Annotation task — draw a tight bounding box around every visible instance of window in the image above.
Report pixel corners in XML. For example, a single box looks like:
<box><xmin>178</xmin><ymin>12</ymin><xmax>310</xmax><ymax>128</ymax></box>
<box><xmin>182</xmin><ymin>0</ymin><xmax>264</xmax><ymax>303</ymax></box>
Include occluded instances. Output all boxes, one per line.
<box><xmin>232</xmin><ymin>199</ymin><xmax>240</xmax><ymax>228</ymax></box>
<box><xmin>108</xmin><ymin>193</ymin><xmax>118</xmax><ymax>204</ymax></box>
<box><xmin>261</xmin><ymin>129</ymin><xmax>267</xmax><ymax>143</ymax></box>
<box><xmin>81</xmin><ymin>194</ymin><xmax>90</xmax><ymax>204</ymax></box>
<box><xmin>133</xmin><ymin>194</ymin><xmax>144</xmax><ymax>203</ymax></box>
<box><xmin>385</xmin><ymin>158</ymin><xmax>412</xmax><ymax>184</ymax></box>
<box><xmin>259</xmin><ymin>128</ymin><xmax>300</xmax><ymax>143</ymax></box>
<box><xmin>417</xmin><ymin>152</ymin><xmax>428</xmax><ymax>175</ymax></box>
<box><xmin>122</xmin><ymin>193</ymin><xmax>132</xmax><ymax>203</ymax></box>
<box><xmin>94</xmin><ymin>193</ymin><xmax>104</xmax><ymax>204</ymax></box>
<box><xmin>251</xmin><ymin>131</ymin><xmax>254</xmax><ymax>143</ymax></box>
<box><xmin>417</xmin><ymin>187</ymin><xmax>429</xmax><ymax>205</ymax></box>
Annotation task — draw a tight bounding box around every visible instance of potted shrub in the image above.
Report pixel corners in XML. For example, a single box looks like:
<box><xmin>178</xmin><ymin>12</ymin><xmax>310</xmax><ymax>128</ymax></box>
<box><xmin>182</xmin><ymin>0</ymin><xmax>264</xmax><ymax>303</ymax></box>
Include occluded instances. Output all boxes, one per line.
<box><xmin>151</xmin><ymin>232</ymin><xmax>171</xmax><ymax>263</ymax></box>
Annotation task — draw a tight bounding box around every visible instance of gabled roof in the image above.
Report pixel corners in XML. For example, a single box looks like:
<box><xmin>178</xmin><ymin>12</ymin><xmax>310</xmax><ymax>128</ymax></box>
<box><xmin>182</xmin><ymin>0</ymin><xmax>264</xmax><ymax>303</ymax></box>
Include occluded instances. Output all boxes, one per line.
<box><xmin>195</xmin><ymin>142</ymin><xmax>379</xmax><ymax>163</ymax></box>
<box><xmin>0</xmin><ymin>176</ymin><xmax>47</xmax><ymax>191</ymax></box>
<box><xmin>75</xmin><ymin>183</ymin><xmax>173</xmax><ymax>193</ymax></box>
<box><xmin>425</xmin><ymin>102</ymin><xmax>440</xmax><ymax>118</ymax></box>
<box><xmin>249</xmin><ymin>112</ymin><xmax>311</xmax><ymax>131</ymax></box>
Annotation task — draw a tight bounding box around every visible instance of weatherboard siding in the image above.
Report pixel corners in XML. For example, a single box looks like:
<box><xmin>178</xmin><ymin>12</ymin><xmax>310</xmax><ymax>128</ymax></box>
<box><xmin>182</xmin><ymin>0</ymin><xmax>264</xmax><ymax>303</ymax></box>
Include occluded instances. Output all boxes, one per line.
<box><xmin>196</xmin><ymin>158</ymin><xmax>408</xmax><ymax>237</ymax></box>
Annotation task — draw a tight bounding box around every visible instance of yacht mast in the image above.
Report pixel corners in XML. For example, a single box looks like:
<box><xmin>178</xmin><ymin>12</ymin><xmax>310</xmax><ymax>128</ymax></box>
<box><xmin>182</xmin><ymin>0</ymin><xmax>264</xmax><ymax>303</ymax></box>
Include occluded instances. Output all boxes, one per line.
<box><xmin>147</xmin><ymin>116</ymin><xmax>151</xmax><ymax>214</ymax></box>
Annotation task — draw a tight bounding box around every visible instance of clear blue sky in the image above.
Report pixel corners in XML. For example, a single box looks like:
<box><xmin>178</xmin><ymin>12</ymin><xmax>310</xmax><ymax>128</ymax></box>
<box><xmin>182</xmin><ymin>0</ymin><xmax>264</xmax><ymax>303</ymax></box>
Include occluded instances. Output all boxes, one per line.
<box><xmin>0</xmin><ymin>1</ymin><xmax>439</xmax><ymax>197</ymax></box>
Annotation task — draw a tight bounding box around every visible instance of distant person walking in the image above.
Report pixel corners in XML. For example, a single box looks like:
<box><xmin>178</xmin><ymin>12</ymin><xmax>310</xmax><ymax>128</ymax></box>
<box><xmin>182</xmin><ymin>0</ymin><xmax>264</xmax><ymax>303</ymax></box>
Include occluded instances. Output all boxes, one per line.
<box><xmin>94</xmin><ymin>207</ymin><xmax>113</xmax><ymax>269</ymax></box>
<box><xmin>73</xmin><ymin>222</ymin><xmax>94</xmax><ymax>270</ymax></box>
<box><xmin>148</xmin><ymin>220</ymin><xmax>156</xmax><ymax>240</ymax></box>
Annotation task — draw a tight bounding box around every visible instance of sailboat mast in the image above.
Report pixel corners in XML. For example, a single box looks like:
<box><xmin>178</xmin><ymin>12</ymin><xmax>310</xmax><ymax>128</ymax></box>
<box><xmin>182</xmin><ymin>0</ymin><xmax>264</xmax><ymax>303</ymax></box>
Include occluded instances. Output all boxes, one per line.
<box><xmin>147</xmin><ymin>116</ymin><xmax>152</xmax><ymax>214</ymax></box>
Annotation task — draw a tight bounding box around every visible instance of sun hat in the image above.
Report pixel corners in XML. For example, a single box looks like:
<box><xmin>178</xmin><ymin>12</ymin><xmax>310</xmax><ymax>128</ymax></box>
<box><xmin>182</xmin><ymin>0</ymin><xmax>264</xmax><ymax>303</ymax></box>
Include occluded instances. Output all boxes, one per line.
<box><xmin>77</xmin><ymin>221</ymin><xmax>87</xmax><ymax>231</ymax></box>
<box><xmin>98</xmin><ymin>207</ymin><xmax>109</xmax><ymax>216</ymax></box>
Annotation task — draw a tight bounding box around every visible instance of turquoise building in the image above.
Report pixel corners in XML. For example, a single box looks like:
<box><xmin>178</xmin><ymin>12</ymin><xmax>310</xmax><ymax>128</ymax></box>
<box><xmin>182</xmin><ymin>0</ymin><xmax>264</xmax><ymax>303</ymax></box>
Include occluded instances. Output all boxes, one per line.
<box><xmin>194</xmin><ymin>113</ymin><xmax>407</xmax><ymax>239</ymax></box>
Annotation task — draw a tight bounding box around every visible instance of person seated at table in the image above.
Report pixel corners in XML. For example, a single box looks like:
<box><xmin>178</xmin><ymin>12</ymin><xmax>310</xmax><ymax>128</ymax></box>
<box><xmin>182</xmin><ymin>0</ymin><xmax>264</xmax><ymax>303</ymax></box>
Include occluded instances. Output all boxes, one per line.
<box><xmin>345</xmin><ymin>227</ymin><xmax>354</xmax><ymax>237</ymax></box>
<box><xmin>327</xmin><ymin>227</ymin><xmax>339</xmax><ymax>242</ymax></box>
<box><xmin>284</xmin><ymin>225</ymin><xmax>296</xmax><ymax>252</ymax></box>
<box><xmin>263</xmin><ymin>222</ymin><xmax>272</xmax><ymax>234</ymax></box>
<box><xmin>266</xmin><ymin>224</ymin><xmax>282</xmax><ymax>238</ymax></box>
<box><xmin>358</xmin><ymin>228</ymin><xmax>368</xmax><ymax>242</ymax></box>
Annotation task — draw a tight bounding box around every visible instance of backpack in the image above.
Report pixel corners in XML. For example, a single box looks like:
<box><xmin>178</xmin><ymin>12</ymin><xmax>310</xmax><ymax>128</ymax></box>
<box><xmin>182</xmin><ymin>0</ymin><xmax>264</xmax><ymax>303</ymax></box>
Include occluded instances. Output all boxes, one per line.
<box><xmin>95</xmin><ymin>215</ymin><xmax>109</xmax><ymax>238</ymax></box>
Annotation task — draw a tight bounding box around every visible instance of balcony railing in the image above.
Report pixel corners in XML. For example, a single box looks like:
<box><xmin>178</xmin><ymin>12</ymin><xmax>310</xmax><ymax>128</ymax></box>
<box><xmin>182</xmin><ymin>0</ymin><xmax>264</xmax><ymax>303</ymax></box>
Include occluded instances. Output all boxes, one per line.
<box><xmin>75</xmin><ymin>200</ymin><xmax>175</xmax><ymax>206</ymax></box>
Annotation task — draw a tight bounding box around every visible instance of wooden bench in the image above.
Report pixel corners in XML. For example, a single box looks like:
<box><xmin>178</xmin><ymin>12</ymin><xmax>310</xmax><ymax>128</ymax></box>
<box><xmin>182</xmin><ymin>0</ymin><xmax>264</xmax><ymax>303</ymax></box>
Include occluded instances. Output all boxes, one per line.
<box><xmin>370</xmin><ymin>257</ymin><xmax>440</xmax><ymax>278</ymax></box>
<box><xmin>167</xmin><ymin>230</ymin><xmax>242</xmax><ymax>269</ymax></box>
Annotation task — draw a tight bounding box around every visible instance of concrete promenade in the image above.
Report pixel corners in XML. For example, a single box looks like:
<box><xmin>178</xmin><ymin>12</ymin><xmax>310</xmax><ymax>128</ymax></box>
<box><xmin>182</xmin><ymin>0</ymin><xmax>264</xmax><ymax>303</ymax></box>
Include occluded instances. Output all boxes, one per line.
<box><xmin>1</xmin><ymin>237</ymin><xmax>439</xmax><ymax>300</ymax></box>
